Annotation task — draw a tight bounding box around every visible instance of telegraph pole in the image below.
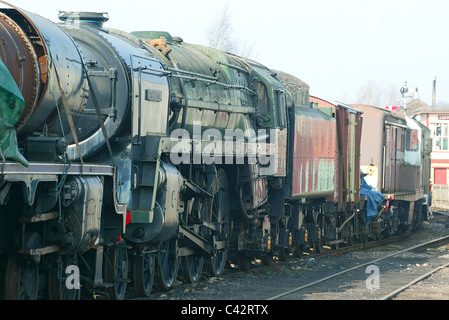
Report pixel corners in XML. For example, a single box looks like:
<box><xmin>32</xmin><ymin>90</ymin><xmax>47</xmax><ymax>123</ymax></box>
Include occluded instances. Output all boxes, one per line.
<box><xmin>400</xmin><ymin>81</ymin><xmax>408</xmax><ymax>115</ymax></box>
<box><xmin>432</xmin><ymin>77</ymin><xmax>437</xmax><ymax>106</ymax></box>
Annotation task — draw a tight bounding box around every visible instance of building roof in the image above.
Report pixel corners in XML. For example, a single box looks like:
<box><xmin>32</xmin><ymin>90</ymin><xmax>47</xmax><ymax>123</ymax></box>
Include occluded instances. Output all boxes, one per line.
<box><xmin>412</xmin><ymin>105</ymin><xmax>449</xmax><ymax>114</ymax></box>
<box><xmin>406</xmin><ymin>99</ymin><xmax>427</xmax><ymax>115</ymax></box>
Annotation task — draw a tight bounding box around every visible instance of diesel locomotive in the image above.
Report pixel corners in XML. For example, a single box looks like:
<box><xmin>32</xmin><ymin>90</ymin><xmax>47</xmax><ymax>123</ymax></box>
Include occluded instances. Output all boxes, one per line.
<box><xmin>0</xmin><ymin>2</ymin><xmax>432</xmax><ymax>300</ymax></box>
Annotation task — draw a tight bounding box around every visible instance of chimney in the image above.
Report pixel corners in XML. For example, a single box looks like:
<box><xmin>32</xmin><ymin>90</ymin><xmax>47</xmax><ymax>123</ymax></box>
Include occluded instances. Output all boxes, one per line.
<box><xmin>58</xmin><ymin>11</ymin><xmax>109</xmax><ymax>30</ymax></box>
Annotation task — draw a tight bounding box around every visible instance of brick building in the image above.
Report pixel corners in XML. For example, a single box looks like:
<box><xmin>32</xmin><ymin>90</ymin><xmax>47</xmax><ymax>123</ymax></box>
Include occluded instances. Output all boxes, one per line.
<box><xmin>413</xmin><ymin>105</ymin><xmax>449</xmax><ymax>207</ymax></box>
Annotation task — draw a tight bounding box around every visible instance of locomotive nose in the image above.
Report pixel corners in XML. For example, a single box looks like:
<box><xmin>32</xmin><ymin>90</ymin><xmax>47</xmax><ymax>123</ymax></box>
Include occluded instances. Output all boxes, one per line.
<box><xmin>0</xmin><ymin>4</ymin><xmax>89</xmax><ymax>139</ymax></box>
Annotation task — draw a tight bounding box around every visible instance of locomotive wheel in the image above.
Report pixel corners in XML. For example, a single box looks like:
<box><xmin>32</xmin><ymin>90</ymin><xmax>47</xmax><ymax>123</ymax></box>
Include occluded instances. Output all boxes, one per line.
<box><xmin>182</xmin><ymin>190</ymin><xmax>206</xmax><ymax>284</ymax></box>
<box><xmin>133</xmin><ymin>246</ymin><xmax>155</xmax><ymax>297</ymax></box>
<box><xmin>293</xmin><ymin>245</ymin><xmax>305</xmax><ymax>258</ymax></box>
<box><xmin>279</xmin><ymin>248</ymin><xmax>290</xmax><ymax>261</ymax></box>
<box><xmin>48</xmin><ymin>255</ymin><xmax>79</xmax><ymax>300</ymax></box>
<box><xmin>261</xmin><ymin>253</ymin><xmax>273</xmax><ymax>266</ymax></box>
<box><xmin>104</xmin><ymin>242</ymin><xmax>129</xmax><ymax>300</ymax></box>
<box><xmin>155</xmin><ymin>239</ymin><xmax>179</xmax><ymax>291</ymax></box>
<box><xmin>236</xmin><ymin>254</ymin><xmax>252</xmax><ymax>271</ymax></box>
<box><xmin>207</xmin><ymin>169</ymin><xmax>230</xmax><ymax>277</ymax></box>
<box><xmin>4</xmin><ymin>254</ymin><xmax>39</xmax><ymax>300</ymax></box>
<box><xmin>312</xmin><ymin>239</ymin><xmax>323</xmax><ymax>254</ymax></box>
<box><xmin>182</xmin><ymin>254</ymin><xmax>204</xmax><ymax>284</ymax></box>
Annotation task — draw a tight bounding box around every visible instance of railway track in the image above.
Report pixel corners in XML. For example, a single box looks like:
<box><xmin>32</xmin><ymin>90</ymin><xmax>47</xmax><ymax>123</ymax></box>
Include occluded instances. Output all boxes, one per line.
<box><xmin>267</xmin><ymin>234</ymin><xmax>449</xmax><ymax>300</ymax></box>
<box><xmin>124</xmin><ymin>222</ymin><xmax>448</xmax><ymax>300</ymax></box>
<box><xmin>380</xmin><ymin>261</ymin><xmax>449</xmax><ymax>300</ymax></box>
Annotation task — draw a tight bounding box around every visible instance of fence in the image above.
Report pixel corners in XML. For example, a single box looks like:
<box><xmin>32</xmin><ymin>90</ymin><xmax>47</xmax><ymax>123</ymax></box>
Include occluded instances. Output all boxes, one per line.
<box><xmin>432</xmin><ymin>184</ymin><xmax>449</xmax><ymax>209</ymax></box>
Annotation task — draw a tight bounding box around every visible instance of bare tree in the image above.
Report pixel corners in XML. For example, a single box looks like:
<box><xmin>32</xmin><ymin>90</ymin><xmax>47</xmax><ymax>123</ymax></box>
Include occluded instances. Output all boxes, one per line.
<box><xmin>238</xmin><ymin>38</ymin><xmax>257</xmax><ymax>61</ymax></box>
<box><xmin>207</xmin><ymin>5</ymin><xmax>236</xmax><ymax>53</ymax></box>
<box><xmin>354</xmin><ymin>80</ymin><xmax>400</xmax><ymax>107</ymax></box>
<box><xmin>206</xmin><ymin>5</ymin><xmax>257</xmax><ymax>59</ymax></box>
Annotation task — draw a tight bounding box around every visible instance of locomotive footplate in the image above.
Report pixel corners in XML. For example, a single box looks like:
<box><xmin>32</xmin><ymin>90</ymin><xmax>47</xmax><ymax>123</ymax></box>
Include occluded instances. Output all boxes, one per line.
<box><xmin>0</xmin><ymin>162</ymin><xmax>114</xmax><ymax>176</ymax></box>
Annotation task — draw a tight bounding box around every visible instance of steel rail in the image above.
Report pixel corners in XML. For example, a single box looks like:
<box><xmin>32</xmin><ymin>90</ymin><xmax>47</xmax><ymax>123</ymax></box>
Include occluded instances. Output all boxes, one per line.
<box><xmin>267</xmin><ymin>234</ymin><xmax>449</xmax><ymax>300</ymax></box>
<box><xmin>380</xmin><ymin>261</ymin><xmax>449</xmax><ymax>300</ymax></box>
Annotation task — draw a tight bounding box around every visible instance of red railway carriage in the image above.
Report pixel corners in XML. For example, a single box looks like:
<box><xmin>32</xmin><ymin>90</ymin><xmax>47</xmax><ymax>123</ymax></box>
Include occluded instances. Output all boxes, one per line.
<box><xmin>284</xmin><ymin>95</ymin><xmax>363</xmax><ymax>252</ymax></box>
<box><xmin>309</xmin><ymin>96</ymin><xmax>363</xmax><ymax>210</ymax></box>
<box><xmin>289</xmin><ymin>105</ymin><xmax>336</xmax><ymax>199</ymax></box>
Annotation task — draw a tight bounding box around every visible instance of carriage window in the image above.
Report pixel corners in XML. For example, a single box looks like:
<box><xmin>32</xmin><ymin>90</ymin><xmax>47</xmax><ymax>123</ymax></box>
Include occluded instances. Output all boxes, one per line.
<box><xmin>406</xmin><ymin>129</ymin><xmax>419</xmax><ymax>151</ymax></box>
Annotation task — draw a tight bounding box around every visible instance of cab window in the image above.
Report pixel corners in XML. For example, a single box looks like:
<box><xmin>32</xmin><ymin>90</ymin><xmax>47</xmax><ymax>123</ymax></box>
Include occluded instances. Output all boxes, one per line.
<box><xmin>255</xmin><ymin>81</ymin><xmax>270</xmax><ymax>114</ymax></box>
<box><xmin>274</xmin><ymin>89</ymin><xmax>286</xmax><ymax>128</ymax></box>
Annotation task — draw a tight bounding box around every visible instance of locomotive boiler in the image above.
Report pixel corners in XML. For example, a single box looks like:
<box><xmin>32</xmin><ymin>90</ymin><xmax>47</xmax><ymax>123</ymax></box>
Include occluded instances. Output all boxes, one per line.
<box><xmin>0</xmin><ymin>2</ymin><xmax>432</xmax><ymax>301</ymax></box>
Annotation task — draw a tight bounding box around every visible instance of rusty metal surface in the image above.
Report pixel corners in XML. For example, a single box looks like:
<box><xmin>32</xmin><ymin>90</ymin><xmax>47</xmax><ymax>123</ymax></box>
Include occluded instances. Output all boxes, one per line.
<box><xmin>335</xmin><ymin>105</ymin><xmax>363</xmax><ymax>206</ymax></box>
<box><xmin>0</xmin><ymin>6</ymin><xmax>89</xmax><ymax>138</ymax></box>
<box><xmin>310</xmin><ymin>96</ymin><xmax>363</xmax><ymax>208</ymax></box>
<box><xmin>19</xmin><ymin>245</ymin><xmax>59</xmax><ymax>256</ymax></box>
<box><xmin>290</xmin><ymin>106</ymin><xmax>336</xmax><ymax>198</ymax></box>
<box><xmin>0</xmin><ymin>12</ymin><xmax>39</xmax><ymax>130</ymax></box>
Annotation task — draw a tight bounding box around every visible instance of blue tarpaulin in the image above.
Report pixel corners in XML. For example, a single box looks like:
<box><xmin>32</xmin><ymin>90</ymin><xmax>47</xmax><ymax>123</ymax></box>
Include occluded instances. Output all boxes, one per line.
<box><xmin>360</xmin><ymin>174</ymin><xmax>384</xmax><ymax>225</ymax></box>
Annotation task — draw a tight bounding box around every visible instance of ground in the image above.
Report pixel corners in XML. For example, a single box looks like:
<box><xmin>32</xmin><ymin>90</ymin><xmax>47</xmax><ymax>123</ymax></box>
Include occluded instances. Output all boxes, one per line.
<box><xmin>132</xmin><ymin>213</ymin><xmax>449</xmax><ymax>301</ymax></box>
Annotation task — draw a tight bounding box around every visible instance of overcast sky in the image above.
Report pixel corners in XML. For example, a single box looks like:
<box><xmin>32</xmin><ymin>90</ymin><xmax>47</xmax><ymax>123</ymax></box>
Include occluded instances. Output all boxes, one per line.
<box><xmin>7</xmin><ymin>0</ymin><xmax>449</xmax><ymax>106</ymax></box>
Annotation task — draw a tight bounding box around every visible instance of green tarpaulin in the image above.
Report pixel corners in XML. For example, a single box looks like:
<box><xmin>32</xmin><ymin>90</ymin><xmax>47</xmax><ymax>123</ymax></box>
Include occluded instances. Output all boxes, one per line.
<box><xmin>0</xmin><ymin>56</ymin><xmax>28</xmax><ymax>167</ymax></box>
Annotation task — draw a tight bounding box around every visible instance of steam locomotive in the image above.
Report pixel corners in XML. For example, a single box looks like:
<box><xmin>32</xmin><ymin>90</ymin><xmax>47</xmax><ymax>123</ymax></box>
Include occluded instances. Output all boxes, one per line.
<box><xmin>0</xmin><ymin>2</ymin><xmax>432</xmax><ymax>300</ymax></box>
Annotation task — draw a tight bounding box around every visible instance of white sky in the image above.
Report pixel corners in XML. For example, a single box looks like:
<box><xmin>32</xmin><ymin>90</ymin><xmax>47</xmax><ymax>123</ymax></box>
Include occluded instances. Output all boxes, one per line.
<box><xmin>7</xmin><ymin>0</ymin><xmax>449</xmax><ymax>105</ymax></box>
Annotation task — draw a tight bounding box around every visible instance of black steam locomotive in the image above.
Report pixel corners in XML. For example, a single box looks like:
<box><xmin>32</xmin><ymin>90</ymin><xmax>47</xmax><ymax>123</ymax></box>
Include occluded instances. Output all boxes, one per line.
<box><xmin>0</xmin><ymin>3</ymin><xmax>431</xmax><ymax>300</ymax></box>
